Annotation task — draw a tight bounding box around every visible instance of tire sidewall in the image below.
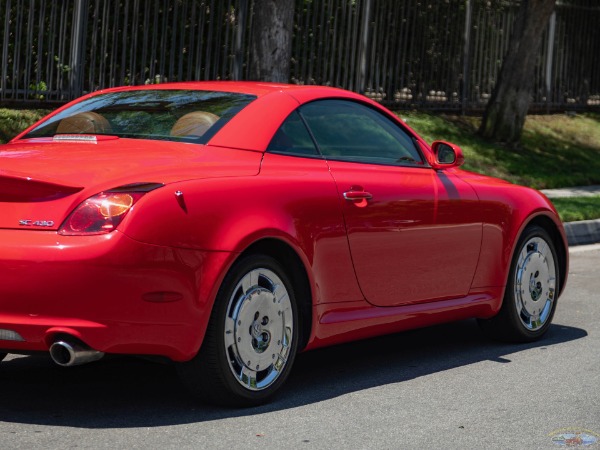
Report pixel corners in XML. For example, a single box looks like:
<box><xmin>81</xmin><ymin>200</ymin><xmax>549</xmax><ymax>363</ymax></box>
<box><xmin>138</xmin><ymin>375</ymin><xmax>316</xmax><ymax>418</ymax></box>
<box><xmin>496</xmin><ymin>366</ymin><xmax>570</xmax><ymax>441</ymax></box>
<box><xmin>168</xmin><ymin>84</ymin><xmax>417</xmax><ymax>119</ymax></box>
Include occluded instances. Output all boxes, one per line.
<box><xmin>503</xmin><ymin>225</ymin><xmax>560</xmax><ymax>341</ymax></box>
<box><xmin>211</xmin><ymin>254</ymin><xmax>300</xmax><ymax>404</ymax></box>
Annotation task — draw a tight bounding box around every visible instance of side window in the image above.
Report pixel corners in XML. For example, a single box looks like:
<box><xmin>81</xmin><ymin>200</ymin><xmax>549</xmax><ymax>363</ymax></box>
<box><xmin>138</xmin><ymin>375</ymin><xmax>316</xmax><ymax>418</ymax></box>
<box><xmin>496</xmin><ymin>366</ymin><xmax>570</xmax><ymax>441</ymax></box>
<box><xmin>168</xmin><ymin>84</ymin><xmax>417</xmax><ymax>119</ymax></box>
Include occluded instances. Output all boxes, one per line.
<box><xmin>299</xmin><ymin>100</ymin><xmax>424</xmax><ymax>166</ymax></box>
<box><xmin>267</xmin><ymin>111</ymin><xmax>320</xmax><ymax>156</ymax></box>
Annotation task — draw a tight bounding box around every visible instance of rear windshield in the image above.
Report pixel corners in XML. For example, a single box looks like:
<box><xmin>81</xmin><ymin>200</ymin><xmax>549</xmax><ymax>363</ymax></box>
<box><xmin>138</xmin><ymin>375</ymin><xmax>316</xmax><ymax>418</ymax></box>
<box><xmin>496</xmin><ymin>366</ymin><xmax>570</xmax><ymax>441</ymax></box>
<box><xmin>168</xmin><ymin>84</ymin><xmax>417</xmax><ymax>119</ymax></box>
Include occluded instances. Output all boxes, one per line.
<box><xmin>23</xmin><ymin>90</ymin><xmax>256</xmax><ymax>144</ymax></box>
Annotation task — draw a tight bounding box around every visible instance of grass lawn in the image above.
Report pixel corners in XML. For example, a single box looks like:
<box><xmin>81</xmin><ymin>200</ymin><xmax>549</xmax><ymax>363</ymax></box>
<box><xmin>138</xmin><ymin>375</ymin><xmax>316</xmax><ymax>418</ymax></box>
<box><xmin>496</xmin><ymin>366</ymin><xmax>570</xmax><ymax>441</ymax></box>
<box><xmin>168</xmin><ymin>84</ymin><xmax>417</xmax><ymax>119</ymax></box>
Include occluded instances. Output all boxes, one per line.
<box><xmin>549</xmin><ymin>196</ymin><xmax>600</xmax><ymax>223</ymax></box>
<box><xmin>399</xmin><ymin>112</ymin><xmax>600</xmax><ymax>190</ymax></box>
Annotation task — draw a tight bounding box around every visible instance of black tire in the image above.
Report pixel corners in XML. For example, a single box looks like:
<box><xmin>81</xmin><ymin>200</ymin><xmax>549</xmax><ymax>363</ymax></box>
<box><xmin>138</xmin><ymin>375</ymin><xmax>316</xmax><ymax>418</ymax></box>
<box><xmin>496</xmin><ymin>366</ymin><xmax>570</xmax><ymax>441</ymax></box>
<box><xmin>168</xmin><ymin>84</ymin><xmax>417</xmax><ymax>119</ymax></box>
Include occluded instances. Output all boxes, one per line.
<box><xmin>177</xmin><ymin>254</ymin><xmax>299</xmax><ymax>407</ymax></box>
<box><xmin>478</xmin><ymin>225</ymin><xmax>560</xmax><ymax>342</ymax></box>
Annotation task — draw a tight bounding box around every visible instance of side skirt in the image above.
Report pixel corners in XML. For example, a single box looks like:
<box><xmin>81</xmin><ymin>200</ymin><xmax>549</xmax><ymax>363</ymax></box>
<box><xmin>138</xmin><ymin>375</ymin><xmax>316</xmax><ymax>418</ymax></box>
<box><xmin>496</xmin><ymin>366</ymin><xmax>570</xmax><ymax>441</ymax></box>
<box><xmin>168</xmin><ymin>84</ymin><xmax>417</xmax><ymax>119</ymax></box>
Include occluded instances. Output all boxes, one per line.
<box><xmin>305</xmin><ymin>288</ymin><xmax>503</xmax><ymax>351</ymax></box>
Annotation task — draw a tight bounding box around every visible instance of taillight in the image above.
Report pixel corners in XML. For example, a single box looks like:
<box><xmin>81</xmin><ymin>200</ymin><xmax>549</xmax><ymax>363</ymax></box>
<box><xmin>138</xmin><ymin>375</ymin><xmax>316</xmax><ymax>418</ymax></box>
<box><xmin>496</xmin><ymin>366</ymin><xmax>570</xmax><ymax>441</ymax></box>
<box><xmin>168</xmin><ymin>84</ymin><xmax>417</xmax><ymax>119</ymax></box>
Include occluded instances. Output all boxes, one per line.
<box><xmin>58</xmin><ymin>192</ymin><xmax>145</xmax><ymax>235</ymax></box>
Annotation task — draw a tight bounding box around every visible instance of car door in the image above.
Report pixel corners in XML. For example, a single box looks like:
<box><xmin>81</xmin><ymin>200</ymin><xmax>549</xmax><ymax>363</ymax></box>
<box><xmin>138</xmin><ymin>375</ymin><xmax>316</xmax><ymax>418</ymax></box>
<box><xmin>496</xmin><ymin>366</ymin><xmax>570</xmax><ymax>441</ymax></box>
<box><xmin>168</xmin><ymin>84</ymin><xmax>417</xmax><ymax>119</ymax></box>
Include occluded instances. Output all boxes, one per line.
<box><xmin>299</xmin><ymin>99</ymin><xmax>482</xmax><ymax>307</ymax></box>
<box><xmin>265</xmin><ymin>109</ymin><xmax>366</xmax><ymax>305</ymax></box>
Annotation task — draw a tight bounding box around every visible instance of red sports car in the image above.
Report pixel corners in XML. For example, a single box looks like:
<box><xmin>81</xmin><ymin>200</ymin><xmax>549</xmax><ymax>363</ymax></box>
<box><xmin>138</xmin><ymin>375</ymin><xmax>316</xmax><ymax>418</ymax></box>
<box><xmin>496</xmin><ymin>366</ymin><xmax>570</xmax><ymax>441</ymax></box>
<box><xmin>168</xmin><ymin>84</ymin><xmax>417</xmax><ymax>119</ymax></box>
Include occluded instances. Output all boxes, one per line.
<box><xmin>0</xmin><ymin>82</ymin><xmax>567</xmax><ymax>406</ymax></box>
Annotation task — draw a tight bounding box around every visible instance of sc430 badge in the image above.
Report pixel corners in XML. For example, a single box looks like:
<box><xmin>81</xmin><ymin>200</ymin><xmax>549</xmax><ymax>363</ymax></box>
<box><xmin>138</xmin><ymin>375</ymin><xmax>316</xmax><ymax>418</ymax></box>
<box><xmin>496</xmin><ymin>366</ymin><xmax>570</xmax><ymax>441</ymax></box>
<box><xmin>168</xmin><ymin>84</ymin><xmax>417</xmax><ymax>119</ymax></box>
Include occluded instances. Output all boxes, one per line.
<box><xmin>19</xmin><ymin>220</ymin><xmax>55</xmax><ymax>227</ymax></box>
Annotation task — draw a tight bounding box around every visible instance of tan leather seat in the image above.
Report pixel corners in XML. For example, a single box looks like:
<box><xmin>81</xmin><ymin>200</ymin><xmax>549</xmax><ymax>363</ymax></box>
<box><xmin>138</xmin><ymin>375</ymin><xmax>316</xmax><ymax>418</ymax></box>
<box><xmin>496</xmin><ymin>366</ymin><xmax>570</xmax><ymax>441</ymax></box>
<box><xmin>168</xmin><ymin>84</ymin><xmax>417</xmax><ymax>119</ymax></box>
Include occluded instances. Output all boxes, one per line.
<box><xmin>56</xmin><ymin>112</ymin><xmax>112</xmax><ymax>134</ymax></box>
<box><xmin>170</xmin><ymin>111</ymin><xmax>219</xmax><ymax>138</ymax></box>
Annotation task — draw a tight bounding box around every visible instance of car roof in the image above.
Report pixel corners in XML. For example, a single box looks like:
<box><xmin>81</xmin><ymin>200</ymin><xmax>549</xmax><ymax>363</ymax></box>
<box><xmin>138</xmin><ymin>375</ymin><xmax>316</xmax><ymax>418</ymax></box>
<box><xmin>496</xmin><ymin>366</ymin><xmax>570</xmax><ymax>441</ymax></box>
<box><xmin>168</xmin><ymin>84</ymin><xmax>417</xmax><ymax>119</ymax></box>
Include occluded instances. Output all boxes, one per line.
<box><xmin>94</xmin><ymin>81</ymin><xmax>356</xmax><ymax>99</ymax></box>
<box><xmin>99</xmin><ymin>81</ymin><xmax>371</xmax><ymax>152</ymax></box>
<box><xmin>24</xmin><ymin>81</ymin><xmax>421</xmax><ymax>154</ymax></box>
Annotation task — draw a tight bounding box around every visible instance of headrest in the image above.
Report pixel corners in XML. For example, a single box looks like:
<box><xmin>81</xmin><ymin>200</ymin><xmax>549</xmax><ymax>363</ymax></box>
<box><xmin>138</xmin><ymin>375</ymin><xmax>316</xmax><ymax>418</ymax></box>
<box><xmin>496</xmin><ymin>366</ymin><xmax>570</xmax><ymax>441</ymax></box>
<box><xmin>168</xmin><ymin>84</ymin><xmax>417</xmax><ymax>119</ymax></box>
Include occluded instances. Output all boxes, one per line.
<box><xmin>56</xmin><ymin>112</ymin><xmax>112</xmax><ymax>134</ymax></box>
<box><xmin>170</xmin><ymin>111</ymin><xmax>220</xmax><ymax>138</ymax></box>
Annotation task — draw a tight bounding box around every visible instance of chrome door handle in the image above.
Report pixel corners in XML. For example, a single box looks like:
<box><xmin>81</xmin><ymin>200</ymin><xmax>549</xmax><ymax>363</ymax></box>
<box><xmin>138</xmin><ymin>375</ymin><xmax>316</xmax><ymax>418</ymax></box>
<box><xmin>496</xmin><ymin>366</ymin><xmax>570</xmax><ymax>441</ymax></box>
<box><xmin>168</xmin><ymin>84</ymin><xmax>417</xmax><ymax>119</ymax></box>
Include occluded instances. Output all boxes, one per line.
<box><xmin>343</xmin><ymin>190</ymin><xmax>373</xmax><ymax>201</ymax></box>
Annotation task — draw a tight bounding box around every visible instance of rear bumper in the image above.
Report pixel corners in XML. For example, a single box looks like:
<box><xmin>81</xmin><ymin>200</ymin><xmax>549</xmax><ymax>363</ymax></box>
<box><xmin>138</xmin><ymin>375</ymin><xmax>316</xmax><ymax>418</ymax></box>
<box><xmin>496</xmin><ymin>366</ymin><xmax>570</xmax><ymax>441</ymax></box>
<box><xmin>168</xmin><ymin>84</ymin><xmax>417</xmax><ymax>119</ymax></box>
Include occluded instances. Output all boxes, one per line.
<box><xmin>0</xmin><ymin>229</ymin><xmax>231</xmax><ymax>361</ymax></box>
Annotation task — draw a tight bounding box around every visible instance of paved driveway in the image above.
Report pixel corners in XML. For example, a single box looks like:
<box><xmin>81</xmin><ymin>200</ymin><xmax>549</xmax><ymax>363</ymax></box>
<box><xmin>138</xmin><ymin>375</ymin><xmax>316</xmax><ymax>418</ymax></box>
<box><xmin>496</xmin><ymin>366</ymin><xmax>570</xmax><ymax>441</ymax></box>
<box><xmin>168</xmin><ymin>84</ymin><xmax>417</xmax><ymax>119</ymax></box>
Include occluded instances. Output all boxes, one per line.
<box><xmin>1</xmin><ymin>245</ymin><xmax>599</xmax><ymax>449</ymax></box>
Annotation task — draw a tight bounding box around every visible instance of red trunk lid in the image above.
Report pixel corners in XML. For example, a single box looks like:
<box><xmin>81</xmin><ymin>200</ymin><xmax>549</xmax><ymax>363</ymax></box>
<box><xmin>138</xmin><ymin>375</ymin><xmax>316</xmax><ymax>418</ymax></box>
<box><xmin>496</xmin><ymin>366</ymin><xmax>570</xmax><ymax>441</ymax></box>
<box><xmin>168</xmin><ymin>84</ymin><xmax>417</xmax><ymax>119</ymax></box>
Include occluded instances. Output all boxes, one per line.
<box><xmin>0</xmin><ymin>137</ymin><xmax>261</xmax><ymax>230</ymax></box>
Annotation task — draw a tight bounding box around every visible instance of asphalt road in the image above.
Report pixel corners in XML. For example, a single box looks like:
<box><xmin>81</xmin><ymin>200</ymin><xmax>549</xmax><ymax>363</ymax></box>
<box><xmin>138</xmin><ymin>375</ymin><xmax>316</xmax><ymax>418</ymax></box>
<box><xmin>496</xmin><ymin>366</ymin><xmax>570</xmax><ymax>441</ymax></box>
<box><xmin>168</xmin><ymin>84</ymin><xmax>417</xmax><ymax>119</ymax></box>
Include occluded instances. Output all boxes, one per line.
<box><xmin>1</xmin><ymin>245</ymin><xmax>599</xmax><ymax>449</ymax></box>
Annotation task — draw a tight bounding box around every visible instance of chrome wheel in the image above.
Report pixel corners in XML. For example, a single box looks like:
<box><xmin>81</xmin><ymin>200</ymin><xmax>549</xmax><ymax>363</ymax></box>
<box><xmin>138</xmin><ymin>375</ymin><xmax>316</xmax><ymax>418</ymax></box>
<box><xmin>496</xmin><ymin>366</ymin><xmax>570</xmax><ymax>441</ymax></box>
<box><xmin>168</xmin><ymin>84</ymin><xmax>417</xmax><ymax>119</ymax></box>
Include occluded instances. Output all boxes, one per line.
<box><xmin>477</xmin><ymin>225</ymin><xmax>561</xmax><ymax>343</ymax></box>
<box><xmin>514</xmin><ymin>236</ymin><xmax>556</xmax><ymax>331</ymax></box>
<box><xmin>224</xmin><ymin>268</ymin><xmax>294</xmax><ymax>391</ymax></box>
<box><xmin>177</xmin><ymin>254</ymin><xmax>299</xmax><ymax>406</ymax></box>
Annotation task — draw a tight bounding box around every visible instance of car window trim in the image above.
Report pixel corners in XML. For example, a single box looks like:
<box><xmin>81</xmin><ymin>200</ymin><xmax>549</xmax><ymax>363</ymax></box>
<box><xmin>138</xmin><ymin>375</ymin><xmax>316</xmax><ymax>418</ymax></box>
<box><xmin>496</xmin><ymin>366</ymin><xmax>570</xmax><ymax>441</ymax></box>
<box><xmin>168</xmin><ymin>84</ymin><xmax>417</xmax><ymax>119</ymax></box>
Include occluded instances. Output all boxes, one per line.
<box><xmin>266</xmin><ymin>110</ymin><xmax>323</xmax><ymax>157</ymax></box>
<box><xmin>297</xmin><ymin>98</ymin><xmax>431</xmax><ymax>169</ymax></box>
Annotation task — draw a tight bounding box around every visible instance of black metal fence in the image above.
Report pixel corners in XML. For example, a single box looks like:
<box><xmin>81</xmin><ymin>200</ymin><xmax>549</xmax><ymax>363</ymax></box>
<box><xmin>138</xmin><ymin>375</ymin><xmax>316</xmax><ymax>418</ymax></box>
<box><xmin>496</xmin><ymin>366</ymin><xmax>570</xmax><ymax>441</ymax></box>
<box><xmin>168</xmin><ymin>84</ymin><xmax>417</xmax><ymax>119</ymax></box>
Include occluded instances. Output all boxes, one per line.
<box><xmin>1</xmin><ymin>0</ymin><xmax>599</xmax><ymax>111</ymax></box>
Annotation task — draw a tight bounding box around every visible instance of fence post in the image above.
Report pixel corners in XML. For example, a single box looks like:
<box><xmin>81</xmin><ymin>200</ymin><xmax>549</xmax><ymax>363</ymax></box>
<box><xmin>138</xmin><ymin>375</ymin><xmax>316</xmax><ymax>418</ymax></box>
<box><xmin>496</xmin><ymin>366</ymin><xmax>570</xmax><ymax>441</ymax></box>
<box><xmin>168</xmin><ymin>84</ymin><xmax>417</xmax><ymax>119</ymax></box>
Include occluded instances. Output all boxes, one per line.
<box><xmin>357</xmin><ymin>0</ymin><xmax>372</xmax><ymax>94</ymax></box>
<box><xmin>461</xmin><ymin>0</ymin><xmax>472</xmax><ymax>115</ymax></box>
<box><xmin>69</xmin><ymin>0</ymin><xmax>88</xmax><ymax>98</ymax></box>
<box><xmin>233</xmin><ymin>0</ymin><xmax>249</xmax><ymax>80</ymax></box>
<box><xmin>545</xmin><ymin>11</ymin><xmax>556</xmax><ymax>113</ymax></box>
<box><xmin>1</xmin><ymin>0</ymin><xmax>11</xmax><ymax>101</ymax></box>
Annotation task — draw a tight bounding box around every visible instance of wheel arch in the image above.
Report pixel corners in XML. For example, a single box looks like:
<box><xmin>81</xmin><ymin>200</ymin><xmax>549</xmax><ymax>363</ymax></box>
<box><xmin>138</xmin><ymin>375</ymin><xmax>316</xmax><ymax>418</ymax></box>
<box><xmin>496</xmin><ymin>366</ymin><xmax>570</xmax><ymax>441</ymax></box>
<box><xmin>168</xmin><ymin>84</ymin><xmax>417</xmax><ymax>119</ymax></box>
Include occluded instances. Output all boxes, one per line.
<box><xmin>239</xmin><ymin>238</ymin><xmax>313</xmax><ymax>351</ymax></box>
<box><xmin>477</xmin><ymin>212</ymin><xmax>567</xmax><ymax>342</ymax></box>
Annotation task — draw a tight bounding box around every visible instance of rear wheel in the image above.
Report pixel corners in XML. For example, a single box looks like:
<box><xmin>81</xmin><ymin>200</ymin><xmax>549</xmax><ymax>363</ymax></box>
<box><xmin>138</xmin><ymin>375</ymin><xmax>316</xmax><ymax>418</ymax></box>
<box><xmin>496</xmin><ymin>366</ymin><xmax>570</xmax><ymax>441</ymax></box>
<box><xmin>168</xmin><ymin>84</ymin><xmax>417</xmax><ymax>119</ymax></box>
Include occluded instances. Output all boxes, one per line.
<box><xmin>177</xmin><ymin>254</ymin><xmax>299</xmax><ymax>407</ymax></box>
<box><xmin>478</xmin><ymin>225</ymin><xmax>559</xmax><ymax>342</ymax></box>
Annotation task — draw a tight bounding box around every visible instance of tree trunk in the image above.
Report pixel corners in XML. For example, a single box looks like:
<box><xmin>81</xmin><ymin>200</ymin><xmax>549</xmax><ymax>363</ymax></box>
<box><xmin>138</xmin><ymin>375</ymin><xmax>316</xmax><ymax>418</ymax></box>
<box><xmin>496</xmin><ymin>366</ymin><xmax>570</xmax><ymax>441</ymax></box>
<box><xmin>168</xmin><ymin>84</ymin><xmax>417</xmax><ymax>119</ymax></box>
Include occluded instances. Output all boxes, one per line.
<box><xmin>479</xmin><ymin>0</ymin><xmax>556</xmax><ymax>144</ymax></box>
<box><xmin>249</xmin><ymin>0</ymin><xmax>295</xmax><ymax>82</ymax></box>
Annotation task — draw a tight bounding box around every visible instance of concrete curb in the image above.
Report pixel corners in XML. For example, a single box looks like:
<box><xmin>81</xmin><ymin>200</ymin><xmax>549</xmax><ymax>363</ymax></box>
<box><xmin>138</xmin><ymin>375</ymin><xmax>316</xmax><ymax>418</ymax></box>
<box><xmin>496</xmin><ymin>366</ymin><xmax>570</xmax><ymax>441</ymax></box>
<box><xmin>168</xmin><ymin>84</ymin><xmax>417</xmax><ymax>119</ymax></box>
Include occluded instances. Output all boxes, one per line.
<box><xmin>539</xmin><ymin>186</ymin><xmax>600</xmax><ymax>247</ymax></box>
<box><xmin>563</xmin><ymin>219</ymin><xmax>600</xmax><ymax>246</ymax></box>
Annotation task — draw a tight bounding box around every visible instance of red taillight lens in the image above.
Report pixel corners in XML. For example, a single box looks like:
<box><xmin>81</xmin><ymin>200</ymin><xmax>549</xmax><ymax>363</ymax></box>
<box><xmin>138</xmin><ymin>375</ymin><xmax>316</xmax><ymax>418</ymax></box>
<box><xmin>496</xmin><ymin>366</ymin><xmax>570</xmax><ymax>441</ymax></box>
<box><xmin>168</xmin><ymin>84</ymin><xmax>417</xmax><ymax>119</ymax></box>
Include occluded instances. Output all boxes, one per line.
<box><xmin>59</xmin><ymin>192</ymin><xmax>145</xmax><ymax>235</ymax></box>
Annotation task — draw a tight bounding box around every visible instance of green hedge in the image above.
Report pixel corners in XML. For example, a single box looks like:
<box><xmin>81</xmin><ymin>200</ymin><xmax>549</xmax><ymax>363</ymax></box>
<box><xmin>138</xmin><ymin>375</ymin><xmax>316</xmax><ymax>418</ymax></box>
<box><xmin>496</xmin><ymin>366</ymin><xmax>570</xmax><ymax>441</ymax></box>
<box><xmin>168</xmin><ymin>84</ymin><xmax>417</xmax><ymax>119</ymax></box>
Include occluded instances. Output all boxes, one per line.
<box><xmin>0</xmin><ymin>109</ymin><xmax>50</xmax><ymax>144</ymax></box>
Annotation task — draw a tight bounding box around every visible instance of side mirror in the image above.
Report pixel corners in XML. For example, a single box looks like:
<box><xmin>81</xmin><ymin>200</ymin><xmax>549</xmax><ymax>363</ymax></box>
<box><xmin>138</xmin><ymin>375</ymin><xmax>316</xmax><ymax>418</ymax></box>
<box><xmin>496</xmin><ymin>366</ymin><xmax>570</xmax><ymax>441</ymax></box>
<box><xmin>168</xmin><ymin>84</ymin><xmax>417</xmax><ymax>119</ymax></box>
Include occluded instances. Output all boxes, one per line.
<box><xmin>431</xmin><ymin>141</ymin><xmax>465</xmax><ymax>169</ymax></box>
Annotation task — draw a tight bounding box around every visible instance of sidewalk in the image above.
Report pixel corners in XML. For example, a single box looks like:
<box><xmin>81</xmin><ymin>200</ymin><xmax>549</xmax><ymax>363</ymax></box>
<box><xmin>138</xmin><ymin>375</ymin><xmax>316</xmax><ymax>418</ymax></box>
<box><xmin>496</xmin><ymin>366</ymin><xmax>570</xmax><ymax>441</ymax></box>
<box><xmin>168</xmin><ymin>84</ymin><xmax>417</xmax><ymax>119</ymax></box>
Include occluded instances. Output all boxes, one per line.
<box><xmin>540</xmin><ymin>185</ymin><xmax>600</xmax><ymax>246</ymax></box>
<box><xmin>540</xmin><ymin>185</ymin><xmax>600</xmax><ymax>199</ymax></box>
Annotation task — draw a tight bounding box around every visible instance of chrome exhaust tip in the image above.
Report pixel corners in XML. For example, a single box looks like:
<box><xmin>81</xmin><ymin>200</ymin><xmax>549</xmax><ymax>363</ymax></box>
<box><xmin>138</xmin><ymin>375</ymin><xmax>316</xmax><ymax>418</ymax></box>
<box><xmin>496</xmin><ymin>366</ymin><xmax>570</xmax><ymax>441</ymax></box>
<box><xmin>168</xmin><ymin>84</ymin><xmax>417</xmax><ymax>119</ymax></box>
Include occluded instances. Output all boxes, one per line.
<box><xmin>49</xmin><ymin>339</ymin><xmax>104</xmax><ymax>367</ymax></box>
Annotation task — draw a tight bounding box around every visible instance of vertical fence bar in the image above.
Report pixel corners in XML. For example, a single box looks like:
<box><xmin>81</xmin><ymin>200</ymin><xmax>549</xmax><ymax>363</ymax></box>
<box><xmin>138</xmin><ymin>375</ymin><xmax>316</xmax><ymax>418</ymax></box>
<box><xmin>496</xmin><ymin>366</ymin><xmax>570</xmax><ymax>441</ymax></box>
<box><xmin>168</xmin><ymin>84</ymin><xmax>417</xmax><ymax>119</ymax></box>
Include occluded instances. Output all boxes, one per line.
<box><xmin>99</xmin><ymin>0</ymin><xmax>109</xmax><ymax>88</ymax></box>
<box><xmin>23</xmin><ymin>0</ymin><xmax>35</xmax><ymax>100</ymax></box>
<box><xmin>149</xmin><ymin>0</ymin><xmax>158</xmax><ymax>82</ymax></box>
<box><xmin>158</xmin><ymin>0</ymin><xmax>168</xmax><ymax>82</ymax></box>
<box><xmin>461</xmin><ymin>0</ymin><xmax>472</xmax><ymax>113</ymax></box>
<box><xmin>545</xmin><ymin>11</ymin><xmax>556</xmax><ymax>110</ymax></box>
<box><xmin>56</xmin><ymin>1</ymin><xmax>68</xmax><ymax>98</ymax></box>
<box><xmin>179</xmin><ymin>0</ymin><xmax>188</xmax><ymax>82</ymax></box>
<box><xmin>168</xmin><ymin>0</ymin><xmax>178</xmax><ymax>81</ymax></box>
<box><xmin>187</xmin><ymin>0</ymin><xmax>197</xmax><ymax>81</ymax></box>
<box><xmin>212</xmin><ymin>0</ymin><xmax>223</xmax><ymax>79</ymax></box>
<box><xmin>34</xmin><ymin>0</ymin><xmax>47</xmax><ymax>98</ymax></box>
<box><xmin>194</xmin><ymin>1</ymin><xmax>206</xmax><ymax>80</ymax></box>
<box><xmin>222</xmin><ymin>0</ymin><xmax>234</xmax><ymax>79</ymax></box>
<box><xmin>1</xmin><ymin>0</ymin><xmax>12</xmax><ymax>101</ymax></box>
<box><xmin>204</xmin><ymin>0</ymin><xmax>215</xmax><ymax>80</ymax></box>
<box><xmin>69</xmin><ymin>0</ymin><xmax>87</xmax><ymax>97</ymax></box>
<box><xmin>11</xmin><ymin>0</ymin><xmax>23</xmax><ymax>100</ymax></box>
<box><xmin>46</xmin><ymin>1</ymin><xmax>57</xmax><ymax>99</ymax></box>
<box><xmin>118</xmin><ymin>0</ymin><xmax>129</xmax><ymax>86</ymax></box>
<box><xmin>129</xmin><ymin>0</ymin><xmax>139</xmax><ymax>85</ymax></box>
<box><xmin>88</xmin><ymin>0</ymin><xmax>99</xmax><ymax>91</ymax></box>
<box><xmin>233</xmin><ymin>0</ymin><xmax>248</xmax><ymax>80</ymax></box>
